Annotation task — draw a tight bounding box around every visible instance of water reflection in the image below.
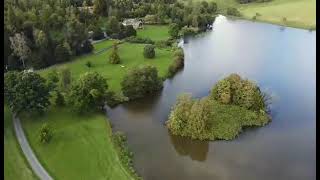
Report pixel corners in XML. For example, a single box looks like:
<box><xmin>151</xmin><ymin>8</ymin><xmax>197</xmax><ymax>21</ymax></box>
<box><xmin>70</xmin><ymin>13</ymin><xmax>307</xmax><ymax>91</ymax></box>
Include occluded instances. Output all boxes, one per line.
<box><xmin>168</xmin><ymin>131</ymin><xmax>209</xmax><ymax>162</ymax></box>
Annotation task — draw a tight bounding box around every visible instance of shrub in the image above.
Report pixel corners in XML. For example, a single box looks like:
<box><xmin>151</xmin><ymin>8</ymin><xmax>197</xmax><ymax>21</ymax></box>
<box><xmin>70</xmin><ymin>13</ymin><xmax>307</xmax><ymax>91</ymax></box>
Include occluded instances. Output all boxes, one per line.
<box><xmin>143</xmin><ymin>44</ymin><xmax>155</xmax><ymax>58</ymax></box>
<box><xmin>60</xmin><ymin>67</ymin><xmax>72</xmax><ymax>91</ymax></box>
<box><xmin>109</xmin><ymin>43</ymin><xmax>121</xmax><ymax>64</ymax></box>
<box><xmin>167</xmin><ymin>48</ymin><xmax>184</xmax><ymax>78</ymax></box>
<box><xmin>105</xmin><ymin>91</ymin><xmax>125</xmax><ymax>107</ymax></box>
<box><xmin>155</xmin><ymin>39</ymin><xmax>174</xmax><ymax>48</ymax></box>
<box><xmin>179</xmin><ymin>26</ymin><xmax>199</xmax><ymax>37</ymax></box>
<box><xmin>80</xmin><ymin>40</ymin><xmax>93</xmax><ymax>54</ymax></box>
<box><xmin>86</xmin><ymin>61</ymin><xmax>92</xmax><ymax>68</ymax></box>
<box><xmin>55</xmin><ymin>91</ymin><xmax>65</xmax><ymax>106</ymax></box>
<box><xmin>226</xmin><ymin>8</ymin><xmax>241</xmax><ymax>17</ymax></box>
<box><xmin>112</xmin><ymin>131</ymin><xmax>141</xmax><ymax>179</ymax></box>
<box><xmin>282</xmin><ymin>17</ymin><xmax>287</xmax><ymax>22</ymax></box>
<box><xmin>169</xmin><ymin>23</ymin><xmax>180</xmax><ymax>38</ymax></box>
<box><xmin>124</xmin><ymin>25</ymin><xmax>137</xmax><ymax>37</ymax></box>
<box><xmin>121</xmin><ymin>65</ymin><xmax>162</xmax><ymax>100</ymax></box>
<box><xmin>125</xmin><ymin>36</ymin><xmax>154</xmax><ymax>44</ymax></box>
<box><xmin>91</xmin><ymin>26</ymin><xmax>105</xmax><ymax>40</ymax></box>
<box><xmin>39</xmin><ymin>123</ymin><xmax>53</xmax><ymax>143</ymax></box>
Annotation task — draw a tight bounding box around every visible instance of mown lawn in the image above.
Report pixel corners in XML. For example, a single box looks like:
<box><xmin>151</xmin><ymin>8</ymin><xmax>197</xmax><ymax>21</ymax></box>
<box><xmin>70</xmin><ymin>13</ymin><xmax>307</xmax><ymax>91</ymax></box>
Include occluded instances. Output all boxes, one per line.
<box><xmin>137</xmin><ymin>25</ymin><xmax>170</xmax><ymax>41</ymax></box>
<box><xmin>4</xmin><ymin>105</ymin><xmax>37</xmax><ymax>180</ymax></box>
<box><xmin>21</xmin><ymin>107</ymin><xmax>134</xmax><ymax>180</ymax></box>
<box><xmin>40</xmin><ymin>42</ymin><xmax>174</xmax><ymax>93</ymax></box>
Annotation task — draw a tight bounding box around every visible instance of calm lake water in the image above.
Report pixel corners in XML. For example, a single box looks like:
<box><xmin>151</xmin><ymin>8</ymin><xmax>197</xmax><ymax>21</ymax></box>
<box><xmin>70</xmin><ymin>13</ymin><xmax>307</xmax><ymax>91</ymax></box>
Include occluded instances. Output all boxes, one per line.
<box><xmin>107</xmin><ymin>15</ymin><xmax>316</xmax><ymax>180</ymax></box>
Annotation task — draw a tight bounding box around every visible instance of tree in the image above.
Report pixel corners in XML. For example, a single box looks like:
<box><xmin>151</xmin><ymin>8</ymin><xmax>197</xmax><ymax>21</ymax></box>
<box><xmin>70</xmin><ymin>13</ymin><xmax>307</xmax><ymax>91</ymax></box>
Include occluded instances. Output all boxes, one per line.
<box><xmin>166</xmin><ymin>94</ymin><xmax>194</xmax><ymax>136</ymax></box>
<box><xmin>47</xmin><ymin>69</ymin><xmax>60</xmax><ymax>90</ymax></box>
<box><xmin>91</xmin><ymin>26</ymin><xmax>105</xmax><ymax>40</ymax></box>
<box><xmin>93</xmin><ymin>0</ymin><xmax>110</xmax><ymax>16</ymax></box>
<box><xmin>169</xmin><ymin>23</ymin><xmax>180</xmax><ymax>38</ymax></box>
<box><xmin>121</xmin><ymin>65</ymin><xmax>163</xmax><ymax>100</ymax></box>
<box><xmin>9</xmin><ymin>33</ymin><xmax>31</xmax><ymax>69</ymax></box>
<box><xmin>210</xmin><ymin>74</ymin><xmax>268</xmax><ymax>112</ymax></box>
<box><xmin>68</xmin><ymin>72</ymin><xmax>109</xmax><ymax>113</ymax></box>
<box><xmin>55</xmin><ymin>91</ymin><xmax>65</xmax><ymax>106</ymax></box>
<box><xmin>143</xmin><ymin>44</ymin><xmax>155</xmax><ymax>58</ymax></box>
<box><xmin>186</xmin><ymin>97</ymin><xmax>212</xmax><ymax>140</ymax></box>
<box><xmin>106</xmin><ymin>16</ymin><xmax>120</xmax><ymax>35</ymax></box>
<box><xmin>54</xmin><ymin>43</ymin><xmax>71</xmax><ymax>63</ymax></box>
<box><xmin>166</xmin><ymin>95</ymin><xmax>213</xmax><ymax>140</ymax></box>
<box><xmin>39</xmin><ymin>123</ymin><xmax>53</xmax><ymax>143</ymax></box>
<box><xmin>125</xmin><ymin>25</ymin><xmax>137</xmax><ymax>37</ymax></box>
<box><xmin>4</xmin><ymin>71</ymin><xmax>51</xmax><ymax>114</ymax></box>
<box><xmin>109</xmin><ymin>43</ymin><xmax>121</xmax><ymax>64</ymax></box>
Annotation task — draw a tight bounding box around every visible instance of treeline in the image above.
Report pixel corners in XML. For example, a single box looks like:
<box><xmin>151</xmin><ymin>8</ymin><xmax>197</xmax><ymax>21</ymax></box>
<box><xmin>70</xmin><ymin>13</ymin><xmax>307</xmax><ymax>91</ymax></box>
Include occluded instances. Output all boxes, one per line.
<box><xmin>4</xmin><ymin>0</ymin><xmax>217</xmax><ymax>71</ymax></box>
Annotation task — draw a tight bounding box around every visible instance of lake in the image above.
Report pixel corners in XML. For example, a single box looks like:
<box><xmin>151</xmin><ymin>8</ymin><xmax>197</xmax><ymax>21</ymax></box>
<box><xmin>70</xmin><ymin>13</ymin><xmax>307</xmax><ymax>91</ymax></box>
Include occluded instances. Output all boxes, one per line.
<box><xmin>107</xmin><ymin>15</ymin><xmax>316</xmax><ymax>180</ymax></box>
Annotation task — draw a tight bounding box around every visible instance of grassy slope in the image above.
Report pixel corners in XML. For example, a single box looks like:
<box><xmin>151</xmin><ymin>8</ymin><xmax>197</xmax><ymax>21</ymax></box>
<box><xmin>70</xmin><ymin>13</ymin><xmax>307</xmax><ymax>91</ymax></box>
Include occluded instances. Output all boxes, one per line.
<box><xmin>4</xmin><ymin>105</ymin><xmax>37</xmax><ymax>180</ymax></box>
<box><xmin>137</xmin><ymin>25</ymin><xmax>170</xmax><ymax>41</ymax></box>
<box><xmin>40</xmin><ymin>41</ymin><xmax>173</xmax><ymax>93</ymax></box>
<box><xmin>190</xmin><ymin>0</ymin><xmax>316</xmax><ymax>29</ymax></box>
<box><xmin>21</xmin><ymin>108</ymin><xmax>133</xmax><ymax>180</ymax></box>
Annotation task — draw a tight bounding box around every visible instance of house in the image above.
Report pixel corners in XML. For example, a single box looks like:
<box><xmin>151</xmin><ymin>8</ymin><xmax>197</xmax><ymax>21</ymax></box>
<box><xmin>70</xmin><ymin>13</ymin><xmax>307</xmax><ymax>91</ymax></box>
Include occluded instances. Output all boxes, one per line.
<box><xmin>122</xmin><ymin>18</ymin><xmax>143</xmax><ymax>29</ymax></box>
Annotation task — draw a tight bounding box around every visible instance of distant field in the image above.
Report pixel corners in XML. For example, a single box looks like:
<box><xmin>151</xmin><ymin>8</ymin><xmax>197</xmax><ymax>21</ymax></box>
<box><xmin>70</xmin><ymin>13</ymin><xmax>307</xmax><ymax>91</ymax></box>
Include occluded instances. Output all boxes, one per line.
<box><xmin>21</xmin><ymin>108</ymin><xmax>133</xmax><ymax>180</ymax></box>
<box><xmin>239</xmin><ymin>0</ymin><xmax>316</xmax><ymax>29</ymax></box>
<box><xmin>187</xmin><ymin>0</ymin><xmax>316</xmax><ymax>29</ymax></box>
<box><xmin>40</xmin><ymin>41</ymin><xmax>174</xmax><ymax>93</ymax></box>
<box><xmin>137</xmin><ymin>25</ymin><xmax>170</xmax><ymax>41</ymax></box>
<box><xmin>4</xmin><ymin>105</ymin><xmax>37</xmax><ymax>180</ymax></box>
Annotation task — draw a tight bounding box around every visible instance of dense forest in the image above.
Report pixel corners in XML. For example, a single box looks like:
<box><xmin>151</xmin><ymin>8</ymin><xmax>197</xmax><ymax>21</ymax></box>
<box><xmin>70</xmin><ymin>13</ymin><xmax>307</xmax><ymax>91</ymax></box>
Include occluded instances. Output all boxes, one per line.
<box><xmin>4</xmin><ymin>0</ymin><xmax>217</xmax><ymax>71</ymax></box>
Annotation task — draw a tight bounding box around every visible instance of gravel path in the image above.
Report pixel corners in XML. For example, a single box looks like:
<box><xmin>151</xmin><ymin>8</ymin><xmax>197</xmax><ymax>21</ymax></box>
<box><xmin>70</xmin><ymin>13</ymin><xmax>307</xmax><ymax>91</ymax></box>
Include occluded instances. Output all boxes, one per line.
<box><xmin>13</xmin><ymin>114</ymin><xmax>53</xmax><ymax>180</ymax></box>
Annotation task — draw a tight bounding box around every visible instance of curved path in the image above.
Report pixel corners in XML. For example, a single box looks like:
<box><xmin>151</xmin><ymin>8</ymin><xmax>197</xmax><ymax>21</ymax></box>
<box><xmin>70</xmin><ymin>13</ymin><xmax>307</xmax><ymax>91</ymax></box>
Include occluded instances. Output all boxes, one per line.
<box><xmin>13</xmin><ymin>114</ymin><xmax>53</xmax><ymax>180</ymax></box>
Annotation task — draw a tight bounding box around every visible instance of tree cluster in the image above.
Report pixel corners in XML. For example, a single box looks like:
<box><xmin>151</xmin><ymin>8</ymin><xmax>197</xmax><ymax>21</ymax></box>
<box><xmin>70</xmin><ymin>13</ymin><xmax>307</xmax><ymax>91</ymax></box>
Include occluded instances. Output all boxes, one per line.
<box><xmin>4</xmin><ymin>71</ymin><xmax>51</xmax><ymax>114</ymax></box>
<box><xmin>167</xmin><ymin>48</ymin><xmax>184</xmax><ymax>78</ymax></box>
<box><xmin>121</xmin><ymin>65</ymin><xmax>163</xmax><ymax>100</ymax></box>
<box><xmin>4</xmin><ymin>0</ymin><xmax>94</xmax><ymax>71</ymax></box>
<box><xmin>166</xmin><ymin>74</ymin><xmax>270</xmax><ymax>140</ymax></box>
<box><xmin>210</xmin><ymin>74</ymin><xmax>269</xmax><ymax>112</ymax></box>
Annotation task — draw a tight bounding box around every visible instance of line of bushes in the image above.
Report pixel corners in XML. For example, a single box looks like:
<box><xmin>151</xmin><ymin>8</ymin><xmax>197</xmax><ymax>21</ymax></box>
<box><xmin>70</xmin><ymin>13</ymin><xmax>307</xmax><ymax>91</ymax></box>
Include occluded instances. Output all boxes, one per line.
<box><xmin>112</xmin><ymin>131</ymin><xmax>142</xmax><ymax>180</ymax></box>
<box><xmin>125</xmin><ymin>36</ymin><xmax>155</xmax><ymax>44</ymax></box>
<box><xmin>167</xmin><ymin>48</ymin><xmax>184</xmax><ymax>78</ymax></box>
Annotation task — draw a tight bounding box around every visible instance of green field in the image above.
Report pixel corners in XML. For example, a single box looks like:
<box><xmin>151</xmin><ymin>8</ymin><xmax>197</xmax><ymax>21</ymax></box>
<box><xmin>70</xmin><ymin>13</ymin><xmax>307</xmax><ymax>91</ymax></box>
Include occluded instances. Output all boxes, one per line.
<box><xmin>21</xmin><ymin>108</ymin><xmax>134</xmax><ymax>180</ymax></box>
<box><xmin>195</xmin><ymin>0</ymin><xmax>316</xmax><ymax>29</ymax></box>
<box><xmin>239</xmin><ymin>0</ymin><xmax>316</xmax><ymax>29</ymax></box>
<box><xmin>40</xmin><ymin>41</ymin><xmax>174</xmax><ymax>93</ymax></box>
<box><xmin>4</xmin><ymin>105</ymin><xmax>37</xmax><ymax>180</ymax></box>
<box><xmin>137</xmin><ymin>25</ymin><xmax>170</xmax><ymax>41</ymax></box>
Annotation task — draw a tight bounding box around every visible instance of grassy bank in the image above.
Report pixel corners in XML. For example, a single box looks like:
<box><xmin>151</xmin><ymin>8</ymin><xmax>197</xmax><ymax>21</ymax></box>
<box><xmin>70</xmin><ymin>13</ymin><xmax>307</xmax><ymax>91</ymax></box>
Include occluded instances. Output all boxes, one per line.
<box><xmin>4</xmin><ymin>105</ymin><xmax>37</xmax><ymax>180</ymax></box>
<box><xmin>137</xmin><ymin>25</ymin><xmax>170</xmax><ymax>41</ymax></box>
<box><xmin>40</xmin><ymin>41</ymin><xmax>174</xmax><ymax>93</ymax></box>
<box><xmin>21</xmin><ymin>107</ymin><xmax>136</xmax><ymax>180</ymax></box>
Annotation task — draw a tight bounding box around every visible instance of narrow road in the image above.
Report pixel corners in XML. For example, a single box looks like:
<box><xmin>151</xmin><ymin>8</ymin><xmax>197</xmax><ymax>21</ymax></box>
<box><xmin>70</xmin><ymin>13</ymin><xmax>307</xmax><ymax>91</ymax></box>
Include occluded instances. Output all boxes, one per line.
<box><xmin>13</xmin><ymin>114</ymin><xmax>53</xmax><ymax>180</ymax></box>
